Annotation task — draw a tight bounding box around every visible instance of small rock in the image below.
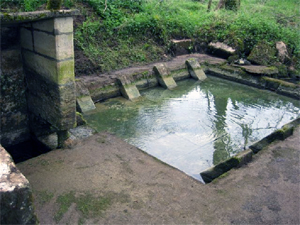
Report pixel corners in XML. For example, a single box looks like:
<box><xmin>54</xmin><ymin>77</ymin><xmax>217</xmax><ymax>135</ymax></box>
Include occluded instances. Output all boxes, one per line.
<box><xmin>208</xmin><ymin>42</ymin><xmax>236</xmax><ymax>59</ymax></box>
<box><xmin>276</xmin><ymin>41</ymin><xmax>290</xmax><ymax>64</ymax></box>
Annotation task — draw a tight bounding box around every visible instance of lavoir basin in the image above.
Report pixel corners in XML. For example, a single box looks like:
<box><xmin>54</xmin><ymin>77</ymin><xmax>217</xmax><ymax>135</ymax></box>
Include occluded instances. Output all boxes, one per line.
<box><xmin>85</xmin><ymin>76</ymin><xmax>300</xmax><ymax>181</ymax></box>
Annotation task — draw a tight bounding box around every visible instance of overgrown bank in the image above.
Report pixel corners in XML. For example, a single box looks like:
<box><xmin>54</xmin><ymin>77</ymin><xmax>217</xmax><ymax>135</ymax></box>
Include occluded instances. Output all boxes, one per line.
<box><xmin>1</xmin><ymin>0</ymin><xmax>299</xmax><ymax>77</ymax></box>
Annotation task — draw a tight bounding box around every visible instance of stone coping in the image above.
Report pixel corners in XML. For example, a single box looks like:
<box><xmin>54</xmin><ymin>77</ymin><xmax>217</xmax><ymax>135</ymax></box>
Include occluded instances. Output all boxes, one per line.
<box><xmin>0</xmin><ymin>9</ymin><xmax>80</xmax><ymax>25</ymax></box>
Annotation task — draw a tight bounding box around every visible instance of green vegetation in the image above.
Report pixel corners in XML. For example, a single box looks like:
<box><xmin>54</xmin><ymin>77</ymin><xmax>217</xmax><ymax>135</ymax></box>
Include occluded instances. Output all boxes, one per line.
<box><xmin>36</xmin><ymin>190</ymin><xmax>54</xmax><ymax>205</ymax></box>
<box><xmin>1</xmin><ymin>0</ymin><xmax>299</xmax><ymax>74</ymax></box>
<box><xmin>54</xmin><ymin>191</ymin><xmax>112</xmax><ymax>223</ymax></box>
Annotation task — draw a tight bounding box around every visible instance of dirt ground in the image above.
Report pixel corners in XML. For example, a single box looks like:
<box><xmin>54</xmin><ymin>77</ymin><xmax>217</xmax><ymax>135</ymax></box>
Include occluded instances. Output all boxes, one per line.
<box><xmin>16</xmin><ymin>124</ymin><xmax>300</xmax><ymax>224</ymax></box>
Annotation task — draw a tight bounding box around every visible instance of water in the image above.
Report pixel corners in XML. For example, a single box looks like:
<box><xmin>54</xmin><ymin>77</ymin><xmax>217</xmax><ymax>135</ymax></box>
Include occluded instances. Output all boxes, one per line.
<box><xmin>85</xmin><ymin>77</ymin><xmax>300</xmax><ymax>180</ymax></box>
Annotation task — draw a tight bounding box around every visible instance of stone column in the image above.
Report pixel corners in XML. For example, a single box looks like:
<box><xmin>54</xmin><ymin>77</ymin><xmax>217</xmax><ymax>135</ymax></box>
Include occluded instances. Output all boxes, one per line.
<box><xmin>21</xmin><ymin>17</ymin><xmax>76</xmax><ymax>146</ymax></box>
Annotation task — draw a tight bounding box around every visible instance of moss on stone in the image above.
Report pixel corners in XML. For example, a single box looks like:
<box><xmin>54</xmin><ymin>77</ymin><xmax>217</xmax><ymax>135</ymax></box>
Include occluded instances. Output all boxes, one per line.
<box><xmin>248</xmin><ymin>41</ymin><xmax>276</xmax><ymax>66</ymax></box>
<box><xmin>262</xmin><ymin>76</ymin><xmax>298</xmax><ymax>88</ymax></box>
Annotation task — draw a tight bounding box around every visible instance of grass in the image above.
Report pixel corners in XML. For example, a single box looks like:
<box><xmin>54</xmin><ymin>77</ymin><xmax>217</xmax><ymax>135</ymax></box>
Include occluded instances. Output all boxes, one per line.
<box><xmin>1</xmin><ymin>0</ymin><xmax>299</xmax><ymax>73</ymax></box>
<box><xmin>54</xmin><ymin>191</ymin><xmax>112</xmax><ymax>223</ymax></box>
<box><xmin>54</xmin><ymin>190</ymin><xmax>131</xmax><ymax>223</ymax></box>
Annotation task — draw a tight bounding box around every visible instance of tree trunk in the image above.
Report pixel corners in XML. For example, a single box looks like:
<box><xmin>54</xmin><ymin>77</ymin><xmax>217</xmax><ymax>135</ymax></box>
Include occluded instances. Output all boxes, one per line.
<box><xmin>215</xmin><ymin>0</ymin><xmax>240</xmax><ymax>11</ymax></box>
<box><xmin>207</xmin><ymin>0</ymin><xmax>213</xmax><ymax>12</ymax></box>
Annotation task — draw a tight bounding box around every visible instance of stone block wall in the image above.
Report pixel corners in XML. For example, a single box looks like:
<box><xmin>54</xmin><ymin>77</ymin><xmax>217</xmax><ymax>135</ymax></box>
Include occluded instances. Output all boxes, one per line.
<box><xmin>21</xmin><ymin>17</ymin><xmax>76</xmax><ymax>131</ymax></box>
<box><xmin>0</xmin><ymin>27</ymin><xmax>30</xmax><ymax>147</ymax></box>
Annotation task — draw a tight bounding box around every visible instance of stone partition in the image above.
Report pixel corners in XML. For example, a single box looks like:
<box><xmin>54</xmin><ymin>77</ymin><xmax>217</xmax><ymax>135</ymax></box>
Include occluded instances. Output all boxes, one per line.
<box><xmin>21</xmin><ymin>17</ymin><xmax>76</xmax><ymax>133</ymax></box>
<box><xmin>1</xmin><ymin>10</ymin><xmax>79</xmax><ymax>148</ymax></box>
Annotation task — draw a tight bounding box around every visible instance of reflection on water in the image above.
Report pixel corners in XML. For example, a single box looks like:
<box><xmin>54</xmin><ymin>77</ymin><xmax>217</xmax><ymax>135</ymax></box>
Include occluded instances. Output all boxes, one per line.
<box><xmin>85</xmin><ymin>77</ymin><xmax>300</xmax><ymax>180</ymax></box>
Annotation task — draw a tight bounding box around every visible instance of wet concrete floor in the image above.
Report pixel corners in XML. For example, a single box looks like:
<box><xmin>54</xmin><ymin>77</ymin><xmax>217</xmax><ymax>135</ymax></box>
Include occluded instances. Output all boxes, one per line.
<box><xmin>17</xmin><ymin>125</ymin><xmax>300</xmax><ymax>224</ymax></box>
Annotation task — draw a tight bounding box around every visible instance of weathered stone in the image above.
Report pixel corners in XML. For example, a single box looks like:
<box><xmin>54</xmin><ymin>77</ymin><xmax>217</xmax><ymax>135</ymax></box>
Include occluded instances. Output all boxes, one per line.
<box><xmin>186</xmin><ymin>58</ymin><xmax>207</xmax><ymax>81</ymax></box>
<box><xmin>0</xmin><ymin>145</ymin><xmax>38</xmax><ymax>224</ymax></box>
<box><xmin>170</xmin><ymin>39</ymin><xmax>193</xmax><ymax>56</ymax></box>
<box><xmin>76</xmin><ymin>81</ymin><xmax>96</xmax><ymax>113</ymax></box>
<box><xmin>20</xmin><ymin>28</ymin><xmax>33</xmax><ymax>51</ymax></box>
<box><xmin>1</xmin><ymin>10</ymin><xmax>80</xmax><ymax>25</ymax></box>
<box><xmin>23</xmin><ymin>49</ymin><xmax>74</xmax><ymax>85</ymax></box>
<box><xmin>239</xmin><ymin>65</ymin><xmax>279</xmax><ymax>76</ymax></box>
<box><xmin>250</xmin><ymin>121</ymin><xmax>296</xmax><ymax>154</ymax></box>
<box><xmin>37</xmin><ymin>133</ymin><xmax>58</xmax><ymax>150</ymax></box>
<box><xmin>76</xmin><ymin>112</ymin><xmax>87</xmax><ymax>126</ymax></box>
<box><xmin>247</xmin><ymin>41</ymin><xmax>276</xmax><ymax>65</ymax></box>
<box><xmin>69</xmin><ymin>125</ymin><xmax>95</xmax><ymax>140</ymax></box>
<box><xmin>26</xmin><ymin>71</ymin><xmax>76</xmax><ymax>130</ymax></box>
<box><xmin>153</xmin><ymin>63</ymin><xmax>177</xmax><ymax>89</ymax></box>
<box><xmin>276</xmin><ymin>41</ymin><xmax>290</xmax><ymax>64</ymax></box>
<box><xmin>34</xmin><ymin>31</ymin><xmax>73</xmax><ymax>60</ymax></box>
<box><xmin>77</xmin><ymin>96</ymin><xmax>96</xmax><ymax>113</ymax></box>
<box><xmin>54</xmin><ymin>17</ymin><xmax>73</xmax><ymax>34</ymax></box>
<box><xmin>200</xmin><ymin>157</ymin><xmax>240</xmax><ymax>183</ymax></box>
<box><xmin>208</xmin><ymin>42</ymin><xmax>235</xmax><ymax>59</ymax></box>
<box><xmin>1</xmin><ymin>49</ymin><xmax>30</xmax><ymax>147</ymax></box>
<box><xmin>117</xmin><ymin>75</ymin><xmax>141</xmax><ymax>101</ymax></box>
<box><xmin>57</xmin><ymin>130</ymin><xmax>70</xmax><ymax>148</ymax></box>
<box><xmin>235</xmin><ymin>149</ymin><xmax>252</xmax><ymax>167</ymax></box>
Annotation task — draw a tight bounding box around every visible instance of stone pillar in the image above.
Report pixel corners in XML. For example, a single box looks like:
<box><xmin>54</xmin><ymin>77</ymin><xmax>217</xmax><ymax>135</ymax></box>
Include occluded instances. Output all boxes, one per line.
<box><xmin>21</xmin><ymin>17</ymin><xmax>76</xmax><ymax>146</ymax></box>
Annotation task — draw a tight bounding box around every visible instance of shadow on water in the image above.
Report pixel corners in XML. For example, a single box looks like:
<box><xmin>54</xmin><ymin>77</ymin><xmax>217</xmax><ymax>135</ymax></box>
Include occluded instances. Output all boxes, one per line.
<box><xmin>85</xmin><ymin>76</ymin><xmax>300</xmax><ymax>180</ymax></box>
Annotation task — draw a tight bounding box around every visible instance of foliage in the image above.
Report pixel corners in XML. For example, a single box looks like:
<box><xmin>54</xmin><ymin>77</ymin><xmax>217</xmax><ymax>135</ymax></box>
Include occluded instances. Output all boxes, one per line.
<box><xmin>1</xmin><ymin>0</ymin><xmax>299</xmax><ymax>72</ymax></box>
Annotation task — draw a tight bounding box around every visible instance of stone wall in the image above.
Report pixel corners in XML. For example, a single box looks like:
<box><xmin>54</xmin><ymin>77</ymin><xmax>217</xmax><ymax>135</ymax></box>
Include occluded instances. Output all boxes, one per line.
<box><xmin>0</xmin><ymin>27</ymin><xmax>30</xmax><ymax>147</ymax></box>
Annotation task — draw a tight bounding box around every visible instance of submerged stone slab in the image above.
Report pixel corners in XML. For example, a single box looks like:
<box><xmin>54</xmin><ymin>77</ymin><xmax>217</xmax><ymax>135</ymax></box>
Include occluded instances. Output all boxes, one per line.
<box><xmin>153</xmin><ymin>63</ymin><xmax>177</xmax><ymax>89</ymax></box>
<box><xmin>186</xmin><ymin>58</ymin><xmax>207</xmax><ymax>81</ymax></box>
<box><xmin>0</xmin><ymin>145</ymin><xmax>38</xmax><ymax>224</ymax></box>
<box><xmin>76</xmin><ymin>81</ymin><xmax>96</xmax><ymax>113</ymax></box>
<box><xmin>117</xmin><ymin>75</ymin><xmax>141</xmax><ymax>101</ymax></box>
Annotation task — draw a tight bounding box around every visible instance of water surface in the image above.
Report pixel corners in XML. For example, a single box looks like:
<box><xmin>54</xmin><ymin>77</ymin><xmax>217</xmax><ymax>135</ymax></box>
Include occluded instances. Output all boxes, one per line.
<box><xmin>85</xmin><ymin>77</ymin><xmax>300</xmax><ymax>180</ymax></box>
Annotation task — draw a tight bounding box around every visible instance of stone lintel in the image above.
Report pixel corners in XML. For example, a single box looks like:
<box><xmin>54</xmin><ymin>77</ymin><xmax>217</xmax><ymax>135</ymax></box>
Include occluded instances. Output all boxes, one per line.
<box><xmin>153</xmin><ymin>63</ymin><xmax>177</xmax><ymax>89</ymax></box>
<box><xmin>1</xmin><ymin>10</ymin><xmax>80</xmax><ymax>25</ymax></box>
<box><xmin>186</xmin><ymin>58</ymin><xmax>207</xmax><ymax>81</ymax></box>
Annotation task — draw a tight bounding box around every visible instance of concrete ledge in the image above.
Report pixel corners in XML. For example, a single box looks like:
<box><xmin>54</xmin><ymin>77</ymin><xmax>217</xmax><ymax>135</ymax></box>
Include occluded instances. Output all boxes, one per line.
<box><xmin>1</xmin><ymin>10</ymin><xmax>80</xmax><ymax>25</ymax></box>
<box><xmin>200</xmin><ymin>149</ymin><xmax>253</xmax><ymax>183</ymax></box>
<box><xmin>250</xmin><ymin>118</ymin><xmax>299</xmax><ymax>154</ymax></box>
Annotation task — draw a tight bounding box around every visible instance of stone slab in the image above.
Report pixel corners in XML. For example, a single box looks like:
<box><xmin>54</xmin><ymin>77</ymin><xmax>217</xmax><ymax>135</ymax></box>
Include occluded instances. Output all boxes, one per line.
<box><xmin>186</xmin><ymin>58</ymin><xmax>207</xmax><ymax>81</ymax></box>
<box><xmin>153</xmin><ymin>63</ymin><xmax>177</xmax><ymax>89</ymax></box>
<box><xmin>1</xmin><ymin>10</ymin><xmax>79</xmax><ymax>25</ymax></box>
<box><xmin>117</xmin><ymin>75</ymin><xmax>141</xmax><ymax>101</ymax></box>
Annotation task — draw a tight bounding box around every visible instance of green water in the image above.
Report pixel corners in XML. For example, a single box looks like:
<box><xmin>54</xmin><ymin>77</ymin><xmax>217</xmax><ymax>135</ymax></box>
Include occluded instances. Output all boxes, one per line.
<box><xmin>85</xmin><ymin>77</ymin><xmax>300</xmax><ymax>181</ymax></box>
